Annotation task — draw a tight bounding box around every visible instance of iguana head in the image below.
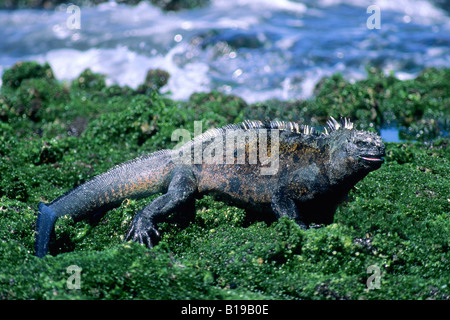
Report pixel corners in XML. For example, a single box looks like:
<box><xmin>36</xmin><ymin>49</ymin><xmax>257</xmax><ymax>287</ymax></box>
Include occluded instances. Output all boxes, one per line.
<box><xmin>348</xmin><ymin>129</ymin><xmax>385</xmax><ymax>169</ymax></box>
<box><xmin>326</xmin><ymin>117</ymin><xmax>385</xmax><ymax>179</ymax></box>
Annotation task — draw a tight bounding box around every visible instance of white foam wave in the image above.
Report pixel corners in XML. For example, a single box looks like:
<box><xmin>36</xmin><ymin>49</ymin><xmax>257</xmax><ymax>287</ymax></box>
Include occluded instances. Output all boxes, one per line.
<box><xmin>0</xmin><ymin>0</ymin><xmax>448</xmax><ymax>103</ymax></box>
<box><xmin>315</xmin><ymin>0</ymin><xmax>450</xmax><ymax>25</ymax></box>
<box><xmin>213</xmin><ymin>0</ymin><xmax>307</xmax><ymax>14</ymax></box>
<box><xmin>33</xmin><ymin>44</ymin><xmax>210</xmax><ymax>100</ymax></box>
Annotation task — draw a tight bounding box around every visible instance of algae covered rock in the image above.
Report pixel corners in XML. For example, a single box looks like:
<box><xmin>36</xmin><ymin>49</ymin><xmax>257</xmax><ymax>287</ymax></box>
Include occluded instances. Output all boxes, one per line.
<box><xmin>70</xmin><ymin>68</ymin><xmax>107</xmax><ymax>92</ymax></box>
<box><xmin>1</xmin><ymin>61</ymin><xmax>68</xmax><ymax>122</ymax></box>
<box><xmin>0</xmin><ymin>61</ymin><xmax>448</xmax><ymax>300</ymax></box>
<box><xmin>136</xmin><ymin>69</ymin><xmax>170</xmax><ymax>94</ymax></box>
<box><xmin>1</xmin><ymin>61</ymin><xmax>54</xmax><ymax>89</ymax></box>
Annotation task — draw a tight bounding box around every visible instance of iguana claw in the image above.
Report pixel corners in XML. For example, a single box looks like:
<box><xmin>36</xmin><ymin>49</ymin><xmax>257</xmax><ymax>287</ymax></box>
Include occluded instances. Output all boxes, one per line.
<box><xmin>125</xmin><ymin>215</ymin><xmax>160</xmax><ymax>248</ymax></box>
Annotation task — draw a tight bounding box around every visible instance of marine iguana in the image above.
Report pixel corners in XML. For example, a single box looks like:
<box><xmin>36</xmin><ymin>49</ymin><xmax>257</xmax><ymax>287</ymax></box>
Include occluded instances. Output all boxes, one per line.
<box><xmin>35</xmin><ymin>117</ymin><xmax>385</xmax><ymax>257</ymax></box>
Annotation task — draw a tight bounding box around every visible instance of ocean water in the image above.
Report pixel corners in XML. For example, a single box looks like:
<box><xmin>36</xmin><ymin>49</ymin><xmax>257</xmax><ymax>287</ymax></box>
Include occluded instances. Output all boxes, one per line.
<box><xmin>0</xmin><ymin>0</ymin><xmax>449</xmax><ymax>103</ymax></box>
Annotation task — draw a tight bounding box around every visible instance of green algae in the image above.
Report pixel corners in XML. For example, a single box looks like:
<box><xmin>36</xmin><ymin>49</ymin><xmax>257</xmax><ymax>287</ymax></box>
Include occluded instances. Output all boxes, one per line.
<box><xmin>246</xmin><ymin>67</ymin><xmax>449</xmax><ymax>141</ymax></box>
<box><xmin>0</xmin><ymin>61</ymin><xmax>448</xmax><ymax>300</ymax></box>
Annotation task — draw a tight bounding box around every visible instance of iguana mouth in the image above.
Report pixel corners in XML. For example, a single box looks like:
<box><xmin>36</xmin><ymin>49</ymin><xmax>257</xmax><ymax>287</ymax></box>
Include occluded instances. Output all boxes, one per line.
<box><xmin>359</xmin><ymin>155</ymin><xmax>384</xmax><ymax>162</ymax></box>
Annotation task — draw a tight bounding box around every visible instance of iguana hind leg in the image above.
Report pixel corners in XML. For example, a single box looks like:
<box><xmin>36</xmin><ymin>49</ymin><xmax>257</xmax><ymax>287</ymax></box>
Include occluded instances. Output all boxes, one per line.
<box><xmin>271</xmin><ymin>190</ymin><xmax>308</xmax><ymax>230</ymax></box>
<box><xmin>125</xmin><ymin>166</ymin><xmax>197</xmax><ymax>248</ymax></box>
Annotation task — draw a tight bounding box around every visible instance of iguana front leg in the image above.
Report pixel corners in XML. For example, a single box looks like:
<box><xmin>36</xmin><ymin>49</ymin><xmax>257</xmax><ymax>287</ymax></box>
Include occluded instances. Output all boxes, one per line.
<box><xmin>125</xmin><ymin>166</ymin><xmax>197</xmax><ymax>247</ymax></box>
<box><xmin>271</xmin><ymin>190</ymin><xmax>308</xmax><ymax>230</ymax></box>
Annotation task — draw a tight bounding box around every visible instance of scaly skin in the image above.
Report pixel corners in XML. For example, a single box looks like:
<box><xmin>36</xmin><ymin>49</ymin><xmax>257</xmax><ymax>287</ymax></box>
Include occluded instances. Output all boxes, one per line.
<box><xmin>35</xmin><ymin>117</ymin><xmax>385</xmax><ymax>257</ymax></box>
<box><xmin>35</xmin><ymin>150</ymin><xmax>175</xmax><ymax>257</ymax></box>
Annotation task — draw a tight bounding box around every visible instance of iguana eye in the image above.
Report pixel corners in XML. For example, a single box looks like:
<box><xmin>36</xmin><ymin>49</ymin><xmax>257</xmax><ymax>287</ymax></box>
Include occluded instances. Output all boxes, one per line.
<box><xmin>354</xmin><ymin>140</ymin><xmax>367</xmax><ymax>149</ymax></box>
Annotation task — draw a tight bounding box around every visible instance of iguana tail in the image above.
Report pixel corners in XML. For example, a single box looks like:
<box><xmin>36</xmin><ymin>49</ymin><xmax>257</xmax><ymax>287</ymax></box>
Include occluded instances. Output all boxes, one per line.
<box><xmin>35</xmin><ymin>150</ymin><xmax>174</xmax><ymax>258</ymax></box>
